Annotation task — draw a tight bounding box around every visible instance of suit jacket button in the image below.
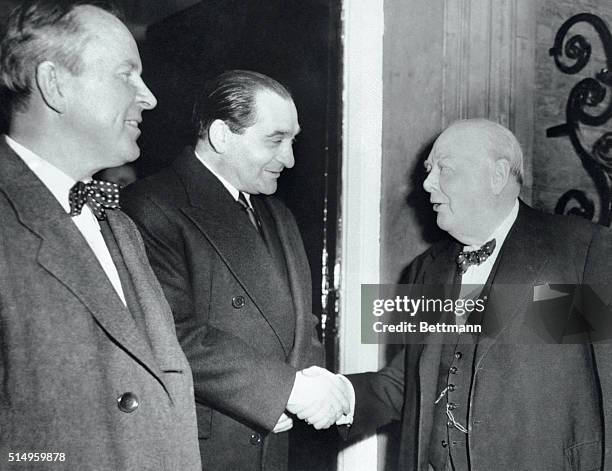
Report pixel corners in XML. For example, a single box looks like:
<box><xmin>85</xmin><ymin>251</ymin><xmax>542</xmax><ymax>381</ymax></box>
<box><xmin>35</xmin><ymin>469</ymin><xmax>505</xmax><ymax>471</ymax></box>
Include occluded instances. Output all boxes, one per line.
<box><xmin>117</xmin><ymin>392</ymin><xmax>139</xmax><ymax>413</ymax></box>
<box><xmin>250</xmin><ymin>433</ymin><xmax>262</xmax><ymax>445</ymax></box>
<box><xmin>232</xmin><ymin>295</ymin><xmax>246</xmax><ymax>309</ymax></box>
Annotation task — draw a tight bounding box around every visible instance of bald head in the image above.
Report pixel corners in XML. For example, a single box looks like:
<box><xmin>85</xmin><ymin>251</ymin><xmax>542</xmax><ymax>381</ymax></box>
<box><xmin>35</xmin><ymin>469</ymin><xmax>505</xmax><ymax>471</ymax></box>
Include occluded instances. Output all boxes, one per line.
<box><xmin>423</xmin><ymin>119</ymin><xmax>523</xmax><ymax>245</ymax></box>
<box><xmin>437</xmin><ymin>119</ymin><xmax>524</xmax><ymax>185</ymax></box>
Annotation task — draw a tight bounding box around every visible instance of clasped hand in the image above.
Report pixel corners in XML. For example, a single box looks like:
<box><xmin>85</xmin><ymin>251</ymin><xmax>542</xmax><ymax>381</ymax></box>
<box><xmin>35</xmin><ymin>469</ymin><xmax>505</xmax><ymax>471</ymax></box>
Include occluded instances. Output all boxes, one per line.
<box><xmin>284</xmin><ymin>366</ymin><xmax>351</xmax><ymax>430</ymax></box>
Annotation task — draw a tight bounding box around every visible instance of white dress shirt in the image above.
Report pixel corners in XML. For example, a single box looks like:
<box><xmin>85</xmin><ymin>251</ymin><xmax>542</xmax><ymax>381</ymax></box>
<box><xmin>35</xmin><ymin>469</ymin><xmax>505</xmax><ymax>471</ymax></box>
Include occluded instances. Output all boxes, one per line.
<box><xmin>460</xmin><ymin>200</ymin><xmax>519</xmax><ymax>286</ymax></box>
<box><xmin>5</xmin><ymin>135</ymin><xmax>126</xmax><ymax>305</ymax></box>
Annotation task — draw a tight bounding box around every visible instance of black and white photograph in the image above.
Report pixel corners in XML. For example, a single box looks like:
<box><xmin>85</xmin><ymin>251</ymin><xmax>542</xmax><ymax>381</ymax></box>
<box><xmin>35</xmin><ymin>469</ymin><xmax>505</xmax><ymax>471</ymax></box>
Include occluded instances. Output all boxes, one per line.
<box><xmin>0</xmin><ymin>1</ymin><xmax>611</xmax><ymax>470</ymax></box>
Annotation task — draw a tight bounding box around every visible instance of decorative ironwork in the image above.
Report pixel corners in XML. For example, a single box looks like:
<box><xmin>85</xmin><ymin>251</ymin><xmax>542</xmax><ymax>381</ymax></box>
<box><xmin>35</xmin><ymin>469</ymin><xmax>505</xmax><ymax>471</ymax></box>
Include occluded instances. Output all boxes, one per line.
<box><xmin>547</xmin><ymin>13</ymin><xmax>612</xmax><ymax>226</ymax></box>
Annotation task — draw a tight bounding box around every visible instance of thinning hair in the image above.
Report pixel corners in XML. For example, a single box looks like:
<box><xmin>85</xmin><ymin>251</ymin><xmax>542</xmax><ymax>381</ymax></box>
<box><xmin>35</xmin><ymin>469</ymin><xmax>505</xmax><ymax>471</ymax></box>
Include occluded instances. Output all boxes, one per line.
<box><xmin>447</xmin><ymin>118</ymin><xmax>524</xmax><ymax>185</ymax></box>
<box><xmin>0</xmin><ymin>0</ymin><xmax>122</xmax><ymax>113</ymax></box>
<box><xmin>192</xmin><ymin>69</ymin><xmax>293</xmax><ymax>144</ymax></box>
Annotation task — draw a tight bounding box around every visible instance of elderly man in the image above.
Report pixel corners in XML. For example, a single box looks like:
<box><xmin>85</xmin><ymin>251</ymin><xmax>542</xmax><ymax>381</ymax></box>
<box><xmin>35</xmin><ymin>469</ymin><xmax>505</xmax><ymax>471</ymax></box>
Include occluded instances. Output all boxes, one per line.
<box><xmin>122</xmin><ymin>70</ymin><xmax>348</xmax><ymax>471</ymax></box>
<box><xmin>0</xmin><ymin>1</ymin><xmax>200</xmax><ymax>469</ymax></box>
<box><xmin>343</xmin><ymin>119</ymin><xmax>612</xmax><ymax>470</ymax></box>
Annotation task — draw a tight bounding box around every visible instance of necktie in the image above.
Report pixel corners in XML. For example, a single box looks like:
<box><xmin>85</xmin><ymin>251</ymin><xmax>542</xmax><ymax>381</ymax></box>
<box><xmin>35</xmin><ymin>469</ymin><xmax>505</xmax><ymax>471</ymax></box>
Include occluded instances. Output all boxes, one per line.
<box><xmin>69</xmin><ymin>180</ymin><xmax>120</xmax><ymax>221</ymax></box>
<box><xmin>456</xmin><ymin>239</ymin><xmax>496</xmax><ymax>275</ymax></box>
<box><xmin>237</xmin><ymin>192</ymin><xmax>263</xmax><ymax>235</ymax></box>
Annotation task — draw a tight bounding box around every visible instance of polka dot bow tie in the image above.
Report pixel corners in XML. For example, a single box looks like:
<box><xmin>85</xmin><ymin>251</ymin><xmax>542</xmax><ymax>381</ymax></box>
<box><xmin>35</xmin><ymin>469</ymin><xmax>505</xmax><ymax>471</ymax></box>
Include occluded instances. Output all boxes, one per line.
<box><xmin>69</xmin><ymin>180</ymin><xmax>120</xmax><ymax>221</ymax></box>
<box><xmin>456</xmin><ymin>239</ymin><xmax>496</xmax><ymax>275</ymax></box>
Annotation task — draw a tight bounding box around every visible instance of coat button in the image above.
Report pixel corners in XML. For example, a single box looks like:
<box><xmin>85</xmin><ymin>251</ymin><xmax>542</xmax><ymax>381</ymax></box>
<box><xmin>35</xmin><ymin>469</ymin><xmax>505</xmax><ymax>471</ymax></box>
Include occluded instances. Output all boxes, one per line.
<box><xmin>455</xmin><ymin>351</ymin><xmax>463</xmax><ymax>359</ymax></box>
<box><xmin>449</xmin><ymin>366</ymin><xmax>458</xmax><ymax>374</ymax></box>
<box><xmin>250</xmin><ymin>433</ymin><xmax>262</xmax><ymax>445</ymax></box>
<box><xmin>448</xmin><ymin>384</ymin><xmax>456</xmax><ymax>392</ymax></box>
<box><xmin>117</xmin><ymin>392</ymin><xmax>139</xmax><ymax>413</ymax></box>
<box><xmin>441</xmin><ymin>440</ymin><xmax>448</xmax><ymax>448</ymax></box>
<box><xmin>448</xmin><ymin>402</ymin><xmax>458</xmax><ymax>410</ymax></box>
<box><xmin>232</xmin><ymin>295</ymin><xmax>246</xmax><ymax>309</ymax></box>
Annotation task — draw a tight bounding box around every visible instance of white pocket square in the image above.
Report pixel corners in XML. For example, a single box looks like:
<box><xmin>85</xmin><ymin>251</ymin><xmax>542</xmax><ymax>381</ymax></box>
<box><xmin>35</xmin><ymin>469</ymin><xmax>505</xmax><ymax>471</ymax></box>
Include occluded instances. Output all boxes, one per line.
<box><xmin>533</xmin><ymin>283</ymin><xmax>571</xmax><ymax>302</ymax></box>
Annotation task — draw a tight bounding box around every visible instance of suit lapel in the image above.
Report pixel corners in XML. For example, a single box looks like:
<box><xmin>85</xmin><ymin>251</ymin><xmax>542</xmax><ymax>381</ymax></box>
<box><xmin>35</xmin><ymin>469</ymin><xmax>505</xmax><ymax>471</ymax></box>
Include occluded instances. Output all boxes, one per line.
<box><xmin>263</xmin><ymin>197</ymin><xmax>310</xmax><ymax>367</ymax></box>
<box><xmin>0</xmin><ymin>141</ymin><xmax>166</xmax><ymax>385</ymax></box>
<box><xmin>427</xmin><ymin>239</ymin><xmax>462</xmax><ymax>285</ymax></box>
<box><xmin>475</xmin><ymin>204</ymin><xmax>551</xmax><ymax>367</ymax></box>
<box><xmin>173</xmin><ymin>152</ymin><xmax>293</xmax><ymax>354</ymax></box>
<box><xmin>37</xmin><ymin>219</ymin><xmax>166</xmax><ymax>384</ymax></box>
<box><xmin>107</xmin><ymin>212</ymin><xmax>186</xmax><ymax>375</ymax></box>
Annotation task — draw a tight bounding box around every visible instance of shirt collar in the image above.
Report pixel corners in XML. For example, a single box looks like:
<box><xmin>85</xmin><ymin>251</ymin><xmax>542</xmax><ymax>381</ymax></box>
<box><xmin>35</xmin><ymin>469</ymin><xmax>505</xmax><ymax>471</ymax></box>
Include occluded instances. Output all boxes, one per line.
<box><xmin>5</xmin><ymin>135</ymin><xmax>78</xmax><ymax>214</ymax></box>
<box><xmin>194</xmin><ymin>150</ymin><xmax>252</xmax><ymax>206</ymax></box>
<box><xmin>464</xmin><ymin>199</ymin><xmax>519</xmax><ymax>252</ymax></box>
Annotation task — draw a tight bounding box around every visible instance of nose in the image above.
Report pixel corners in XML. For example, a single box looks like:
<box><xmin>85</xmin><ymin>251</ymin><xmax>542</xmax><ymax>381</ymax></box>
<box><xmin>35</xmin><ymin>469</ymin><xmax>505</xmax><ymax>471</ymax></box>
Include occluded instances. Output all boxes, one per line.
<box><xmin>279</xmin><ymin>143</ymin><xmax>295</xmax><ymax>169</ymax></box>
<box><xmin>423</xmin><ymin>169</ymin><xmax>436</xmax><ymax>193</ymax></box>
<box><xmin>136</xmin><ymin>76</ymin><xmax>157</xmax><ymax>110</ymax></box>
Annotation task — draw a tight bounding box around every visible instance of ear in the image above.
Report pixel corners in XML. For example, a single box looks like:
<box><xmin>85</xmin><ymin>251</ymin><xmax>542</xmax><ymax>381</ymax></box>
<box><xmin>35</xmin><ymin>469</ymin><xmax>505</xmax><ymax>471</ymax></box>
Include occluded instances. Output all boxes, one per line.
<box><xmin>35</xmin><ymin>61</ymin><xmax>65</xmax><ymax>113</ymax></box>
<box><xmin>490</xmin><ymin>158</ymin><xmax>510</xmax><ymax>195</ymax></box>
<box><xmin>207</xmin><ymin>119</ymin><xmax>231</xmax><ymax>154</ymax></box>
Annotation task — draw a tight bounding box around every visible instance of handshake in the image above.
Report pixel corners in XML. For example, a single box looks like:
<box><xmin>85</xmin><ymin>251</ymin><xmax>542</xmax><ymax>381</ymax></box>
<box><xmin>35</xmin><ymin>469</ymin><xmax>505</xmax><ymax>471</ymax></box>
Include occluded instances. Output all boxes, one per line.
<box><xmin>273</xmin><ymin>366</ymin><xmax>353</xmax><ymax>433</ymax></box>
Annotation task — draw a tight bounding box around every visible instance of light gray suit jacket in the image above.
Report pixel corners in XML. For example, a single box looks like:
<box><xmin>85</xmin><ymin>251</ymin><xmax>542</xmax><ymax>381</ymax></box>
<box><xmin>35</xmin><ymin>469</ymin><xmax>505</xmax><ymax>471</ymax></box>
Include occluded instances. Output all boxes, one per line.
<box><xmin>0</xmin><ymin>139</ymin><xmax>201</xmax><ymax>470</ymax></box>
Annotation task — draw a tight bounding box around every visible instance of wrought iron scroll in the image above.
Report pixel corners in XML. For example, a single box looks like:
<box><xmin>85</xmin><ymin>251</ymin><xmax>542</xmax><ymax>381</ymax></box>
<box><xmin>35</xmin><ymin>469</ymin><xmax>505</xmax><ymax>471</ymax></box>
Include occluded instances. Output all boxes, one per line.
<box><xmin>547</xmin><ymin>13</ymin><xmax>612</xmax><ymax>226</ymax></box>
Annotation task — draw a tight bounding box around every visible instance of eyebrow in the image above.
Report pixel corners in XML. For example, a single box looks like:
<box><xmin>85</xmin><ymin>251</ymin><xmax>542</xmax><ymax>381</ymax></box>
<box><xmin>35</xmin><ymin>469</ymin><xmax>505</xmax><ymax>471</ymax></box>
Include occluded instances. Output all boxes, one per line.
<box><xmin>266</xmin><ymin>127</ymin><xmax>301</xmax><ymax>138</ymax></box>
<box><xmin>118</xmin><ymin>60</ymin><xmax>142</xmax><ymax>72</ymax></box>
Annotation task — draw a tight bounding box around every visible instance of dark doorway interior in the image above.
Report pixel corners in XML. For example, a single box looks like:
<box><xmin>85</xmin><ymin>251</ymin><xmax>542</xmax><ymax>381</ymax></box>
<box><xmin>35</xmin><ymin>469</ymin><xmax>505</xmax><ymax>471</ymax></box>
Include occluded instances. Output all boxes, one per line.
<box><xmin>136</xmin><ymin>1</ymin><xmax>342</xmax><ymax>469</ymax></box>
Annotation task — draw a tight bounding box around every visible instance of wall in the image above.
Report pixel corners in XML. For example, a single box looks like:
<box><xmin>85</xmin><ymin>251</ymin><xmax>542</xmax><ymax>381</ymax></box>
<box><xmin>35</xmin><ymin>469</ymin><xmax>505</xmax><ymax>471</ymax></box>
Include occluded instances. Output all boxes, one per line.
<box><xmin>532</xmin><ymin>0</ymin><xmax>612</xmax><ymax>221</ymax></box>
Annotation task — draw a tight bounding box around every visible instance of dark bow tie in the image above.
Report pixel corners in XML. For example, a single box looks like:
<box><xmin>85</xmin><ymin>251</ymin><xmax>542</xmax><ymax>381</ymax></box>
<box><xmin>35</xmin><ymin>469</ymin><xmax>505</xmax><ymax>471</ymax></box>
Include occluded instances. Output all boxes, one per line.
<box><xmin>456</xmin><ymin>239</ymin><xmax>496</xmax><ymax>275</ymax></box>
<box><xmin>69</xmin><ymin>180</ymin><xmax>120</xmax><ymax>221</ymax></box>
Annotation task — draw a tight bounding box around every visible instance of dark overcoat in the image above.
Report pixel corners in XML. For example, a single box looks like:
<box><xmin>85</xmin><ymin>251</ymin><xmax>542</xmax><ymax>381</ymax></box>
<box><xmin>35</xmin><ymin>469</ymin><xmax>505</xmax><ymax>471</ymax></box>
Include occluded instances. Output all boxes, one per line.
<box><xmin>122</xmin><ymin>150</ymin><xmax>324</xmax><ymax>471</ymax></box>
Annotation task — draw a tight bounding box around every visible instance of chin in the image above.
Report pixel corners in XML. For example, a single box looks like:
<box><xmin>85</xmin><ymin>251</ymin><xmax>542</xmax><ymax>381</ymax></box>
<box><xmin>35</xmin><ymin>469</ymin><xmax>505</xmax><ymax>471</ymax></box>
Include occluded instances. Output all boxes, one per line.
<box><xmin>127</xmin><ymin>145</ymin><xmax>141</xmax><ymax>161</ymax></box>
<box><xmin>435</xmin><ymin>214</ymin><xmax>452</xmax><ymax>233</ymax></box>
<box><xmin>116</xmin><ymin>149</ymin><xmax>140</xmax><ymax>166</ymax></box>
<box><xmin>258</xmin><ymin>183</ymin><xmax>278</xmax><ymax>195</ymax></box>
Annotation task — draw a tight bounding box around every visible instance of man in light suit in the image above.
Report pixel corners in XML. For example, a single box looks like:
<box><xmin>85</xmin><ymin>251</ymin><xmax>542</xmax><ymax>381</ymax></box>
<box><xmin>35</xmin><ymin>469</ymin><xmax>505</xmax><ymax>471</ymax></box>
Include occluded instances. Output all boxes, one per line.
<box><xmin>342</xmin><ymin>119</ymin><xmax>612</xmax><ymax>470</ymax></box>
<box><xmin>122</xmin><ymin>70</ymin><xmax>349</xmax><ymax>471</ymax></box>
<box><xmin>0</xmin><ymin>2</ymin><xmax>200</xmax><ymax>469</ymax></box>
